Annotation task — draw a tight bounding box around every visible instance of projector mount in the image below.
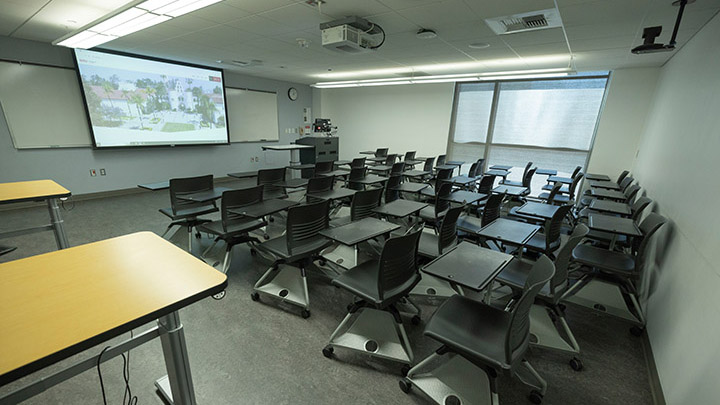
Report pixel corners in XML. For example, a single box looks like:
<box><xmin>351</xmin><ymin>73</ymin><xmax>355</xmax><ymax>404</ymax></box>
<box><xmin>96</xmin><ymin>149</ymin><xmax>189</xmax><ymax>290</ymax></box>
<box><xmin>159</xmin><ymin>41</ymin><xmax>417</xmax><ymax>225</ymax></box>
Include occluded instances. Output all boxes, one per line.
<box><xmin>631</xmin><ymin>0</ymin><xmax>693</xmax><ymax>54</ymax></box>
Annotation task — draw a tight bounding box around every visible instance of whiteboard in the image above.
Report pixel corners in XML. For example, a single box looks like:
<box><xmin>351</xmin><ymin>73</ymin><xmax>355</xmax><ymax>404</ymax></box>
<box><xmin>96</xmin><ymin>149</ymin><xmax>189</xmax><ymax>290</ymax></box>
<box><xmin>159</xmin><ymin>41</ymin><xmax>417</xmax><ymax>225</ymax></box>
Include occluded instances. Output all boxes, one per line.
<box><xmin>225</xmin><ymin>87</ymin><xmax>279</xmax><ymax>142</ymax></box>
<box><xmin>0</xmin><ymin>61</ymin><xmax>92</xmax><ymax>149</ymax></box>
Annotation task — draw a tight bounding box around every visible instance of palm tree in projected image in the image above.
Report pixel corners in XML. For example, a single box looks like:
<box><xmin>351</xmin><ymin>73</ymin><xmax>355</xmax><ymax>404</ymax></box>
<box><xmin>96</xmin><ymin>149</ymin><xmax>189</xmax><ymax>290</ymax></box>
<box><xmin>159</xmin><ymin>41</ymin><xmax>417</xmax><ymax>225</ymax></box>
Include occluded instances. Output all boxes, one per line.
<box><xmin>102</xmin><ymin>82</ymin><xmax>115</xmax><ymax>108</ymax></box>
<box><xmin>128</xmin><ymin>90</ymin><xmax>146</xmax><ymax>129</ymax></box>
<box><xmin>146</xmin><ymin>87</ymin><xmax>158</xmax><ymax>119</ymax></box>
<box><xmin>121</xmin><ymin>90</ymin><xmax>132</xmax><ymax>116</ymax></box>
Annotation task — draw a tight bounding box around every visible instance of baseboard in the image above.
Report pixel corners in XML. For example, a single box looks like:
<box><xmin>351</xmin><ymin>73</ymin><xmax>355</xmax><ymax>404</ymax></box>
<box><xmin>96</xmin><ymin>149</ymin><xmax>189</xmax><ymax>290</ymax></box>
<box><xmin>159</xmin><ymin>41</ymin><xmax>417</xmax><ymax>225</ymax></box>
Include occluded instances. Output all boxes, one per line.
<box><xmin>0</xmin><ymin>176</ymin><xmax>239</xmax><ymax>212</ymax></box>
<box><xmin>641</xmin><ymin>333</ymin><xmax>667</xmax><ymax>405</ymax></box>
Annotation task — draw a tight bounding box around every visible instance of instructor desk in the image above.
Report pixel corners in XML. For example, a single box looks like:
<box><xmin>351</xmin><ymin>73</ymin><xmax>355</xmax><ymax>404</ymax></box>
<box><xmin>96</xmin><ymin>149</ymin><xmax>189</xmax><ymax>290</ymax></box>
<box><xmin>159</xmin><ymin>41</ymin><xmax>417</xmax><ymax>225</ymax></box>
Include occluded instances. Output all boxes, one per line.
<box><xmin>0</xmin><ymin>232</ymin><xmax>227</xmax><ymax>404</ymax></box>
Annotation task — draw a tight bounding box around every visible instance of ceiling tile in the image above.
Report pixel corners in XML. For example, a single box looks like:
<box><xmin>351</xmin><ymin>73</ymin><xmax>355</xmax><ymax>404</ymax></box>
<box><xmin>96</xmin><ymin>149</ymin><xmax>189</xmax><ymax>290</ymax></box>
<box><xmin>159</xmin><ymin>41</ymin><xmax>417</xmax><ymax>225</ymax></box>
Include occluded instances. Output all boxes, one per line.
<box><xmin>225</xmin><ymin>15</ymin><xmax>298</xmax><ymax>36</ymax></box>
<box><xmin>560</xmin><ymin>0</ymin><xmax>649</xmax><ymax>28</ymax></box>
<box><xmin>184</xmin><ymin>3</ymin><xmax>250</xmax><ymax>24</ymax></box>
<box><xmin>399</xmin><ymin>0</ymin><xmax>481</xmax><ymax>27</ymax></box>
<box><xmin>570</xmin><ymin>35</ymin><xmax>636</xmax><ymax>52</ymax></box>
<box><xmin>363</xmin><ymin>12</ymin><xmax>420</xmax><ymax>34</ymax></box>
<box><xmin>223</xmin><ymin>0</ymin><xmax>299</xmax><ymax>14</ymax></box>
<box><xmin>375</xmin><ymin>0</ymin><xmax>443</xmax><ymax>11</ymax></box>
<box><xmin>260</xmin><ymin>3</ymin><xmax>335</xmax><ymax>31</ymax></box>
<box><xmin>164</xmin><ymin>14</ymin><xmax>221</xmax><ymax>31</ymax></box>
<box><xmin>510</xmin><ymin>42</ymin><xmax>571</xmax><ymax>57</ymax></box>
<box><xmin>304</xmin><ymin>0</ymin><xmax>393</xmax><ymax>19</ymax></box>
<box><xmin>465</xmin><ymin>0</ymin><xmax>557</xmax><ymax>19</ymax></box>
<box><xmin>432</xmin><ymin>21</ymin><xmax>497</xmax><ymax>41</ymax></box>
<box><xmin>499</xmin><ymin>27</ymin><xmax>567</xmax><ymax>47</ymax></box>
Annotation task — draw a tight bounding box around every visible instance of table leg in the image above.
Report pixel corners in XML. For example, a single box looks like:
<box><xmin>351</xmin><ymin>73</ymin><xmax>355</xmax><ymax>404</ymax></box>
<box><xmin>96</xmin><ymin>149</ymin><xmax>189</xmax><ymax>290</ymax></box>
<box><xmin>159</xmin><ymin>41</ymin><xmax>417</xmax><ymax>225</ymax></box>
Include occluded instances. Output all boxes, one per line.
<box><xmin>290</xmin><ymin>150</ymin><xmax>300</xmax><ymax>179</ymax></box>
<box><xmin>156</xmin><ymin>311</ymin><xmax>197</xmax><ymax>405</ymax></box>
<box><xmin>47</xmin><ymin>198</ymin><xmax>69</xmax><ymax>249</ymax></box>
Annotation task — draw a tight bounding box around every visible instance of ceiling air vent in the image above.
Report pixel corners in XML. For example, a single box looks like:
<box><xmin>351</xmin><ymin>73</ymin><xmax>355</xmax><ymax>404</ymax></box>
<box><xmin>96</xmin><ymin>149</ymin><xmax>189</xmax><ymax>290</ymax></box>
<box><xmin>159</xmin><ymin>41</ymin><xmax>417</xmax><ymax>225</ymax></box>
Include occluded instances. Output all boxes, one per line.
<box><xmin>485</xmin><ymin>8</ymin><xmax>562</xmax><ymax>35</ymax></box>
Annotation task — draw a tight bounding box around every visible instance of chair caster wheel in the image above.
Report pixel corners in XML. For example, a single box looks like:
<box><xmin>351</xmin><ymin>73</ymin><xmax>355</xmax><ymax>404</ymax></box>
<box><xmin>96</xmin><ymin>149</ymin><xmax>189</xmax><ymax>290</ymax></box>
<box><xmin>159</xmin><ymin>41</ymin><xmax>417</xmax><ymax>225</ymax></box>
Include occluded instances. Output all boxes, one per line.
<box><xmin>195</xmin><ymin>232</ymin><xmax>202</xmax><ymax>239</ymax></box>
<box><xmin>400</xmin><ymin>364</ymin><xmax>411</xmax><ymax>377</ymax></box>
<box><xmin>529</xmin><ymin>390</ymin><xmax>543</xmax><ymax>404</ymax></box>
<box><xmin>411</xmin><ymin>315</ymin><xmax>421</xmax><ymax>325</ymax></box>
<box><xmin>322</xmin><ymin>346</ymin><xmax>334</xmax><ymax>358</ymax></box>
<box><xmin>318</xmin><ymin>258</ymin><xmax>327</xmax><ymax>266</ymax></box>
<box><xmin>558</xmin><ymin>303</ymin><xmax>566</xmax><ymax>311</ymax></box>
<box><xmin>263</xmin><ymin>234</ymin><xmax>270</xmax><ymax>240</ymax></box>
<box><xmin>570</xmin><ymin>357</ymin><xmax>583</xmax><ymax>371</ymax></box>
<box><xmin>250</xmin><ymin>248</ymin><xmax>257</xmax><ymax>257</ymax></box>
<box><xmin>630</xmin><ymin>326</ymin><xmax>644</xmax><ymax>337</ymax></box>
<box><xmin>399</xmin><ymin>378</ymin><xmax>412</xmax><ymax>394</ymax></box>
<box><xmin>212</xmin><ymin>290</ymin><xmax>226</xmax><ymax>300</ymax></box>
<box><xmin>269</xmin><ymin>216</ymin><xmax>274</xmax><ymax>223</ymax></box>
<box><xmin>301</xmin><ymin>309</ymin><xmax>311</xmax><ymax>319</ymax></box>
<box><xmin>250</xmin><ymin>292</ymin><xmax>260</xmax><ymax>301</ymax></box>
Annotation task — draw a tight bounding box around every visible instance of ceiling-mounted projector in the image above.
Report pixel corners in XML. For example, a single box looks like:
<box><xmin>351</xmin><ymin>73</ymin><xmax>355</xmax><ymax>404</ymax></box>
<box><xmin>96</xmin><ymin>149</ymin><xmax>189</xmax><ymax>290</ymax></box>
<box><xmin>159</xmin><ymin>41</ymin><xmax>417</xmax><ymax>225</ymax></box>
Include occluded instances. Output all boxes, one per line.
<box><xmin>632</xmin><ymin>0</ymin><xmax>692</xmax><ymax>54</ymax></box>
<box><xmin>320</xmin><ymin>16</ymin><xmax>385</xmax><ymax>53</ymax></box>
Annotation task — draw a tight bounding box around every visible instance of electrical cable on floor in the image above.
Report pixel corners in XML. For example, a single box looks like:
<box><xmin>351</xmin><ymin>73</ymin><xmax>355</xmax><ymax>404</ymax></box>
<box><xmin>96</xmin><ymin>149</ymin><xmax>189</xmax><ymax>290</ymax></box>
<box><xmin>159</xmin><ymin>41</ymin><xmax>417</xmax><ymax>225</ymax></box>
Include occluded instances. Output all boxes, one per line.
<box><xmin>122</xmin><ymin>330</ymin><xmax>138</xmax><ymax>405</ymax></box>
<box><xmin>96</xmin><ymin>346</ymin><xmax>111</xmax><ymax>405</ymax></box>
<box><xmin>60</xmin><ymin>197</ymin><xmax>75</xmax><ymax>211</ymax></box>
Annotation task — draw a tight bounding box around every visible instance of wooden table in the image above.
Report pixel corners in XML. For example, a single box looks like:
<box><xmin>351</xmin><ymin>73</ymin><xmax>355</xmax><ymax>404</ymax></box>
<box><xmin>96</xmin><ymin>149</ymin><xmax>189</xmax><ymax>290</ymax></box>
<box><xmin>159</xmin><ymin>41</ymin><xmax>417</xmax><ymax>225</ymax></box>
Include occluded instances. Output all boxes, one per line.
<box><xmin>0</xmin><ymin>232</ymin><xmax>227</xmax><ymax>404</ymax></box>
<box><xmin>0</xmin><ymin>180</ymin><xmax>71</xmax><ymax>250</ymax></box>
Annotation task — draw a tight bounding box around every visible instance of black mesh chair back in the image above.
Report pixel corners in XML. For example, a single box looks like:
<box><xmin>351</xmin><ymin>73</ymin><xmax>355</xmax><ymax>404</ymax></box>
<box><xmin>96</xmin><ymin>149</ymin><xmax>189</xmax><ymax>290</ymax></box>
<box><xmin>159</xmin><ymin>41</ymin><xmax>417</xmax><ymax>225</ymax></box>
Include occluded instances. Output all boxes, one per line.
<box><xmin>477</xmin><ymin>175</ymin><xmax>496</xmax><ymax>195</ymax></box>
<box><xmin>522</xmin><ymin>167</ymin><xmax>537</xmax><ymax>189</ymax></box>
<box><xmin>351</xmin><ymin>188</ymin><xmax>382</xmax><ymax>221</ymax></box>
<box><xmin>631</xmin><ymin>197</ymin><xmax>653</xmax><ymax>221</ymax></box>
<box><xmin>549</xmin><ymin>224</ymin><xmax>589</xmax><ymax>299</ymax></box>
<box><xmin>221</xmin><ymin>185</ymin><xmax>263</xmax><ymax>232</ymax></box>
<box><xmin>307</xmin><ymin>176</ymin><xmax>334</xmax><ymax>194</ymax></box>
<box><xmin>568</xmin><ymin>172</ymin><xmax>584</xmax><ymax>199</ymax></box>
<box><xmin>437</xmin><ymin>205</ymin><xmax>464</xmax><ymax>254</ymax></box>
<box><xmin>434</xmin><ymin>182</ymin><xmax>453</xmax><ymax>216</ymax></box>
<box><xmin>404</xmin><ymin>151</ymin><xmax>416</xmax><ymax>161</ymax></box>
<box><xmin>169</xmin><ymin>174</ymin><xmax>214</xmax><ymax>214</ymax></box>
<box><xmin>348</xmin><ymin>167</ymin><xmax>367</xmax><ymax>190</ymax></box>
<box><xmin>624</xmin><ymin>184</ymin><xmax>641</xmax><ymax>204</ymax></box>
<box><xmin>384</xmin><ymin>174</ymin><xmax>402</xmax><ymax>203</ymax></box>
<box><xmin>257</xmin><ymin>168</ymin><xmax>286</xmax><ymax>199</ymax></box>
<box><xmin>314</xmin><ymin>161</ymin><xmax>334</xmax><ymax>175</ymax></box>
<box><xmin>435</xmin><ymin>168</ymin><xmax>454</xmax><ymax>187</ymax></box>
<box><xmin>377</xmin><ymin>229</ymin><xmax>422</xmax><ymax>301</ymax></box>
<box><xmin>436</xmin><ymin>154</ymin><xmax>446</xmax><ymax>166</ymax></box>
<box><xmin>619</xmin><ymin>176</ymin><xmax>634</xmax><ymax>192</ymax></box>
<box><xmin>383</xmin><ymin>154</ymin><xmax>398</xmax><ymax>165</ymax></box>
<box><xmin>286</xmin><ymin>199</ymin><xmax>330</xmax><ymax>255</ymax></box>
<box><xmin>422</xmin><ymin>157</ymin><xmax>435</xmax><ymax>172</ymax></box>
<box><xmin>375</xmin><ymin>148</ymin><xmax>389</xmax><ymax>158</ymax></box>
<box><xmin>571</xmin><ymin>166</ymin><xmax>582</xmax><ymax>178</ymax></box>
<box><xmin>617</xmin><ymin>170</ymin><xmax>630</xmax><ymax>184</ymax></box>
<box><xmin>476</xmin><ymin>158</ymin><xmax>486</xmax><ymax>176</ymax></box>
<box><xmin>391</xmin><ymin>162</ymin><xmax>405</xmax><ymax>175</ymax></box>
<box><xmin>467</xmin><ymin>162</ymin><xmax>479</xmax><ymax>178</ymax></box>
<box><xmin>351</xmin><ymin>157</ymin><xmax>366</xmax><ymax>169</ymax></box>
<box><xmin>631</xmin><ymin>213</ymin><xmax>667</xmax><ymax>258</ymax></box>
<box><xmin>482</xmin><ymin>192</ymin><xmax>504</xmax><ymax>227</ymax></box>
<box><xmin>522</xmin><ymin>162</ymin><xmax>533</xmax><ymax>178</ymax></box>
<box><xmin>543</xmin><ymin>205</ymin><xmax>572</xmax><ymax>251</ymax></box>
<box><xmin>506</xmin><ymin>255</ymin><xmax>555</xmax><ymax>363</ymax></box>
<box><xmin>546</xmin><ymin>183</ymin><xmax>562</xmax><ymax>204</ymax></box>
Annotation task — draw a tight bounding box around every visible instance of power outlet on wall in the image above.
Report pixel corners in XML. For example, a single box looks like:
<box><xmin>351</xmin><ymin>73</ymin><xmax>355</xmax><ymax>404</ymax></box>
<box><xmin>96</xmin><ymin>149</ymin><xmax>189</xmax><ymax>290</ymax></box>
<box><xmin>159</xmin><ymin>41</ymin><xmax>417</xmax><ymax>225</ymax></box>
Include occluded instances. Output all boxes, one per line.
<box><xmin>89</xmin><ymin>169</ymin><xmax>97</xmax><ymax>177</ymax></box>
<box><xmin>99</xmin><ymin>168</ymin><xmax>106</xmax><ymax>176</ymax></box>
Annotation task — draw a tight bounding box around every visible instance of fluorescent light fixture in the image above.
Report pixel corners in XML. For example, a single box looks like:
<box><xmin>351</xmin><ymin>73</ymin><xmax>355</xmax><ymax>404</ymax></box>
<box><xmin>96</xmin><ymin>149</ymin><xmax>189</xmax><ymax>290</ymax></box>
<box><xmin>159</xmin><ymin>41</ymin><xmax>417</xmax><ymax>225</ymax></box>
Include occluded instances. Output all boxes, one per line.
<box><xmin>312</xmin><ymin>69</ymin><xmax>575</xmax><ymax>89</ymax></box>
<box><xmin>54</xmin><ymin>0</ymin><xmax>223</xmax><ymax>49</ymax></box>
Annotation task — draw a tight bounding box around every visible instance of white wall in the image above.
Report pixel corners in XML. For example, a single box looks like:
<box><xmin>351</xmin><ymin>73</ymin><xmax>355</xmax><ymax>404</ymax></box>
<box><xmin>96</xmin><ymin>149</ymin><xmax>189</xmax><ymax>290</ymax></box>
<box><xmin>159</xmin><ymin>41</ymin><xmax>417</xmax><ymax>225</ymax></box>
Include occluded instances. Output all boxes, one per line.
<box><xmin>586</xmin><ymin>68</ymin><xmax>659</xmax><ymax>180</ymax></box>
<box><xmin>317</xmin><ymin>83</ymin><xmax>455</xmax><ymax>160</ymax></box>
<box><xmin>631</xmin><ymin>12</ymin><xmax>720</xmax><ymax>404</ymax></box>
<box><xmin>0</xmin><ymin>36</ymin><xmax>312</xmax><ymax>195</ymax></box>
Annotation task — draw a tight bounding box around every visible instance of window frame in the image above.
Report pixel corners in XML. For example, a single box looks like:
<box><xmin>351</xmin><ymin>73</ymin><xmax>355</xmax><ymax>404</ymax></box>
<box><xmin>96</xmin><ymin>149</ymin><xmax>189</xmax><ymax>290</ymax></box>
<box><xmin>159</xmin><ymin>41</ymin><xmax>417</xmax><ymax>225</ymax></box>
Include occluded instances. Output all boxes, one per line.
<box><xmin>446</xmin><ymin>73</ymin><xmax>612</xmax><ymax>174</ymax></box>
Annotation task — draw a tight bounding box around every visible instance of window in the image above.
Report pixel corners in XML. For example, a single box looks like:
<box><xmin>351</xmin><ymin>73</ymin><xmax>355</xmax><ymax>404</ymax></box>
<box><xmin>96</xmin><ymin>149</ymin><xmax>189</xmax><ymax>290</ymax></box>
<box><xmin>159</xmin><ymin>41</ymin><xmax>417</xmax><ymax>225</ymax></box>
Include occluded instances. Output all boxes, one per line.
<box><xmin>448</xmin><ymin>74</ymin><xmax>609</xmax><ymax>192</ymax></box>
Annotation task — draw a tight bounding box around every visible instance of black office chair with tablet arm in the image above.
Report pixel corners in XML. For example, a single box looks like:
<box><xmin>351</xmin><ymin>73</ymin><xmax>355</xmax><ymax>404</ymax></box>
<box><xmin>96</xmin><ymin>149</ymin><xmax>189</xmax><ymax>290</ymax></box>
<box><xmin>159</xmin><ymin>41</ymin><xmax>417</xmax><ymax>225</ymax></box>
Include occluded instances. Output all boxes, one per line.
<box><xmin>324</xmin><ymin>229</ymin><xmax>424</xmax><ymax>372</ymax></box>
<box><xmin>457</xmin><ymin>192</ymin><xmax>504</xmax><ymax>244</ymax></box>
<box><xmin>197</xmin><ymin>186</ymin><xmax>267</xmax><ymax>275</ymax></box>
<box><xmin>252</xmin><ymin>199</ymin><xmax>333</xmax><ymax>318</ymax></box>
<box><xmin>418</xmin><ymin>182</ymin><xmax>453</xmax><ymax>227</ymax></box>
<box><xmin>313</xmin><ymin>161</ymin><xmax>335</xmax><ymax>176</ymax></box>
<box><xmin>159</xmin><ymin>174</ymin><xmax>218</xmax><ymax>251</ymax></box>
<box><xmin>257</xmin><ymin>167</ymin><xmax>287</xmax><ymax>200</ymax></box>
<box><xmin>401</xmin><ymin>255</ymin><xmax>556</xmax><ymax>404</ymax></box>
<box><xmin>384</xmin><ymin>174</ymin><xmax>402</xmax><ymax>204</ymax></box>
<box><xmin>510</xmin><ymin>183</ymin><xmax>562</xmax><ymax>224</ymax></box>
<box><xmin>347</xmin><ymin>167</ymin><xmax>368</xmax><ymax>191</ymax></box>
<box><xmin>306</xmin><ymin>176</ymin><xmax>334</xmax><ymax>202</ymax></box>
<box><xmin>330</xmin><ymin>187</ymin><xmax>382</xmax><ymax>227</ymax></box>
<box><xmin>417</xmin><ymin>205</ymin><xmax>464</xmax><ymax>259</ymax></box>
<box><xmin>501</xmin><ymin>162</ymin><xmax>533</xmax><ymax>187</ymax></box>
<box><xmin>495</xmin><ymin>224</ymin><xmax>590</xmax><ymax>370</ymax></box>
<box><xmin>524</xmin><ymin>204</ymin><xmax>573</xmax><ymax>259</ymax></box>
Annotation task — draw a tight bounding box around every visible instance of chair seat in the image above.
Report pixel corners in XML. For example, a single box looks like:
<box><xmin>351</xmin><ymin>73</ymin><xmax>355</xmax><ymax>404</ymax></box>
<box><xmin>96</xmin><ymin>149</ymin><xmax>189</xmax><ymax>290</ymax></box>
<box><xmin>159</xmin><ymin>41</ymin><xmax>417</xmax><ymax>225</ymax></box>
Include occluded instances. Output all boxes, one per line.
<box><xmin>424</xmin><ymin>295</ymin><xmax>513</xmax><ymax>370</ymax></box>
<box><xmin>537</xmin><ymin>193</ymin><xmax>571</xmax><ymax>204</ymax></box>
<box><xmin>159</xmin><ymin>205</ymin><xmax>218</xmax><ymax>220</ymax></box>
<box><xmin>258</xmin><ymin>235</ymin><xmax>332</xmax><ymax>261</ymax></box>
<box><xmin>524</xmin><ymin>233</ymin><xmax>560</xmax><ymax>254</ymax></box>
<box><xmin>580</xmin><ymin>197</ymin><xmax>594</xmax><ymax>207</ymax></box>
<box><xmin>263</xmin><ymin>190</ymin><xmax>288</xmax><ymax>200</ymax></box>
<box><xmin>495</xmin><ymin>259</ymin><xmax>552</xmax><ymax>299</ymax></box>
<box><xmin>0</xmin><ymin>245</ymin><xmax>17</xmax><ymax>257</ymax></box>
<box><xmin>417</xmin><ymin>230</ymin><xmax>441</xmax><ymax>258</ymax></box>
<box><xmin>197</xmin><ymin>218</ymin><xmax>267</xmax><ymax>238</ymax></box>
<box><xmin>572</xmin><ymin>244</ymin><xmax>636</xmax><ymax>274</ymax></box>
<box><xmin>456</xmin><ymin>215</ymin><xmax>483</xmax><ymax>234</ymax></box>
<box><xmin>420</xmin><ymin>187</ymin><xmax>435</xmax><ymax>198</ymax></box>
<box><xmin>418</xmin><ymin>206</ymin><xmax>441</xmax><ymax>223</ymax></box>
<box><xmin>542</xmin><ymin>184</ymin><xmax>570</xmax><ymax>193</ymax></box>
<box><xmin>332</xmin><ymin>260</ymin><xmax>418</xmax><ymax>307</ymax></box>
<box><xmin>500</xmin><ymin>179</ymin><xmax>523</xmax><ymax>187</ymax></box>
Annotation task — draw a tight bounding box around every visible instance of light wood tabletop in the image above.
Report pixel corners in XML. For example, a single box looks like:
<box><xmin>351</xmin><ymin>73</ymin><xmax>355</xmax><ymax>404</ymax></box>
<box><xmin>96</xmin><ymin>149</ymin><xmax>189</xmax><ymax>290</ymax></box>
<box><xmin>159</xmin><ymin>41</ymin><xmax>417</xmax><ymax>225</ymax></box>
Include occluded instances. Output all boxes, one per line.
<box><xmin>0</xmin><ymin>231</ymin><xmax>227</xmax><ymax>385</ymax></box>
<box><xmin>0</xmin><ymin>180</ymin><xmax>71</xmax><ymax>204</ymax></box>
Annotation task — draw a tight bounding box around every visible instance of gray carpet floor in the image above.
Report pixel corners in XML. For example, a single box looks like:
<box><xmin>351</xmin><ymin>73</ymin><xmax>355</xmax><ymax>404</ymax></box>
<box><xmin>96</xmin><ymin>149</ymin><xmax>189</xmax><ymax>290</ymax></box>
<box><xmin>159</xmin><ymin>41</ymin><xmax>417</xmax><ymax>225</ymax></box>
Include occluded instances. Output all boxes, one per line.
<box><xmin>0</xmin><ymin>179</ymin><xmax>654</xmax><ymax>405</ymax></box>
